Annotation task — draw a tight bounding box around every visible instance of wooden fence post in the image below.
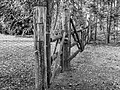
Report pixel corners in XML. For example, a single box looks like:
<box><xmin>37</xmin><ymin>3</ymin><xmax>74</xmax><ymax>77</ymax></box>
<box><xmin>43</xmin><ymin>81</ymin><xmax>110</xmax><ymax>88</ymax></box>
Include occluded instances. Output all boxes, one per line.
<box><xmin>46</xmin><ymin>0</ymin><xmax>51</xmax><ymax>88</ymax></box>
<box><xmin>33</xmin><ymin>9</ymin><xmax>39</xmax><ymax>90</ymax></box>
<box><xmin>33</xmin><ymin>6</ymin><xmax>48</xmax><ymax>90</ymax></box>
<box><xmin>63</xmin><ymin>39</ymin><xmax>69</xmax><ymax>71</ymax></box>
<box><xmin>62</xmin><ymin>8</ymin><xmax>71</xmax><ymax>71</ymax></box>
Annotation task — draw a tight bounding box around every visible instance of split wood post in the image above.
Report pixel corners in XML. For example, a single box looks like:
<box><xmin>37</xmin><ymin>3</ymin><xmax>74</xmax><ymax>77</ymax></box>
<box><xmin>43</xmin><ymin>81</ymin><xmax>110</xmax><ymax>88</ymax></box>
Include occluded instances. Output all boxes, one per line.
<box><xmin>62</xmin><ymin>8</ymin><xmax>71</xmax><ymax>71</ymax></box>
<box><xmin>60</xmin><ymin>47</ymin><xmax>64</xmax><ymax>73</ymax></box>
<box><xmin>33</xmin><ymin>9</ymin><xmax>39</xmax><ymax>90</ymax></box>
<box><xmin>63</xmin><ymin>39</ymin><xmax>69</xmax><ymax>71</ymax></box>
<box><xmin>33</xmin><ymin>6</ymin><xmax>48</xmax><ymax>90</ymax></box>
<box><xmin>60</xmin><ymin>7</ymin><xmax>65</xmax><ymax>72</ymax></box>
<box><xmin>46</xmin><ymin>0</ymin><xmax>51</xmax><ymax>88</ymax></box>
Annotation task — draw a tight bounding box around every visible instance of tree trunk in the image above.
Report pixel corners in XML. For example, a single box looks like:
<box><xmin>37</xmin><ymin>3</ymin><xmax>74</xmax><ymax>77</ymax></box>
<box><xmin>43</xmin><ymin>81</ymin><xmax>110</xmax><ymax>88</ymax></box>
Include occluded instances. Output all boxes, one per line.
<box><xmin>106</xmin><ymin>0</ymin><xmax>113</xmax><ymax>44</ymax></box>
<box><xmin>94</xmin><ymin>0</ymin><xmax>98</xmax><ymax>42</ymax></box>
<box><xmin>107</xmin><ymin>18</ymin><xmax>111</xmax><ymax>44</ymax></box>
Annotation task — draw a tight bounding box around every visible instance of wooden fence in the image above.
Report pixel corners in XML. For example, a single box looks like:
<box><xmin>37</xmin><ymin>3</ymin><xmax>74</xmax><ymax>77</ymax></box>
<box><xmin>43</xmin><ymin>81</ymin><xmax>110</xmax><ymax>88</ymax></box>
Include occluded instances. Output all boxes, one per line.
<box><xmin>33</xmin><ymin>3</ymin><xmax>90</xmax><ymax>90</ymax></box>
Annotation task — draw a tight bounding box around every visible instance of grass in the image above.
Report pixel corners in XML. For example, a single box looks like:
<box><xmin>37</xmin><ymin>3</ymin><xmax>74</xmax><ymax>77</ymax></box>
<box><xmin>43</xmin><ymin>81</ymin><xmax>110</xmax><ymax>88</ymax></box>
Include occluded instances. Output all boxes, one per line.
<box><xmin>0</xmin><ymin>34</ymin><xmax>120</xmax><ymax>90</ymax></box>
<box><xmin>0</xmin><ymin>46</ymin><xmax>35</xmax><ymax>90</ymax></box>
<box><xmin>0</xmin><ymin>34</ymin><xmax>35</xmax><ymax>90</ymax></box>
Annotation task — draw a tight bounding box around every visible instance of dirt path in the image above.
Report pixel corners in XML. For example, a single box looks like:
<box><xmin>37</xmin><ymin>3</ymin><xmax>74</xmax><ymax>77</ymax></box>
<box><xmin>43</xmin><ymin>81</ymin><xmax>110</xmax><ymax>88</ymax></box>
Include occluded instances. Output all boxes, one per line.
<box><xmin>51</xmin><ymin>45</ymin><xmax>120</xmax><ymax>90</ymax></box>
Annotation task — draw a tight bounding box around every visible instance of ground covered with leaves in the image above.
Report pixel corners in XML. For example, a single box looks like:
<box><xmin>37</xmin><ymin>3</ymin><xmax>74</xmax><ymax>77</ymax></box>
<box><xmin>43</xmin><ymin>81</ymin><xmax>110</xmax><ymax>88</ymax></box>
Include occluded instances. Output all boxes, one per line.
<box><xmin>0</xmin><ymin>34</ymin><xmax>35</xmax><ymax>90</ymax></box>
<box><xmin>0</xmin><ymin>34</ymin><xmax>120</xmax><ymax>90</ymax></box>
<box><xmin>50</xmin><ymin>44</ymin><xmax>120</xmax><ymax>90</ymax></box>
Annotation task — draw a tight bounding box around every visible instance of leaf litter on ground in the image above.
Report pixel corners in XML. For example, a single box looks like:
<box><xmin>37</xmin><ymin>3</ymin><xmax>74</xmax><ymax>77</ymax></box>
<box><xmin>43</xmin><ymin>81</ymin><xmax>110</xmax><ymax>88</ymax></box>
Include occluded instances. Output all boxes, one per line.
<box><xmin>1</xmin><ymin>35</ymin><xmax>120</xmax><ymax>90</ymax></box>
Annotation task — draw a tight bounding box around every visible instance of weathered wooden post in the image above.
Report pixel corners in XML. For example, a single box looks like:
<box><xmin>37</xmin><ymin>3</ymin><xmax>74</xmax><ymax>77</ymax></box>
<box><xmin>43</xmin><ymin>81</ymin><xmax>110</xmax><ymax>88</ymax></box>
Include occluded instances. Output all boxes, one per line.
<box><xmin>63</xmin><ymin>39</ymin><xmax>69</xmax><ymax>71</ymax></box>
<box><xmin>46</xmin><ymin>0</ymin><xmax>51</xmax><ymax>88</ymax></box>
<box><xmin>62</xmin><ymin>7</ymin><xmax>71</xmax><ymax>71</ymax></box>
<box><xmin>33</xmin><ymin>1</ymin><xmax>49</xmax><ymax>89</ymax></box>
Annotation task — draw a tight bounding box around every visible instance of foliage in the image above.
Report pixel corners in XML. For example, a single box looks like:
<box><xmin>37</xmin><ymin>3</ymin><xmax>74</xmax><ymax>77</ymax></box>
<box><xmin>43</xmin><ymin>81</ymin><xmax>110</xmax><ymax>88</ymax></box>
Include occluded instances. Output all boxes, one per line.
<box><xmin>0</xmin><ymin>0</ymin><xmax>120</xmax><ymax>40</ymax></box>
<box><xmin>0</xmin><ymin>0</ymin><xmax>34</xmax><ymax>35</ymax></box>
